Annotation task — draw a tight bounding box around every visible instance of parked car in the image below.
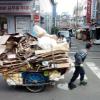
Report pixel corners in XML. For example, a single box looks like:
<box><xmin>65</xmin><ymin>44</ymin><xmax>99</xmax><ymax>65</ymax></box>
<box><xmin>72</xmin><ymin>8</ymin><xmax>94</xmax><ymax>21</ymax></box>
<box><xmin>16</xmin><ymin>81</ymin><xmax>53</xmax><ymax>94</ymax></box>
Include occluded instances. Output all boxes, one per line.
<box><xmin>93</xmin><ymin>39</ymin><xmax>100</xmax><ymax>45</ymax></box>
<box><xmin>57</xmin><ymin>30</ymin><xmax>71</xmax><ymax>47</ymax></box>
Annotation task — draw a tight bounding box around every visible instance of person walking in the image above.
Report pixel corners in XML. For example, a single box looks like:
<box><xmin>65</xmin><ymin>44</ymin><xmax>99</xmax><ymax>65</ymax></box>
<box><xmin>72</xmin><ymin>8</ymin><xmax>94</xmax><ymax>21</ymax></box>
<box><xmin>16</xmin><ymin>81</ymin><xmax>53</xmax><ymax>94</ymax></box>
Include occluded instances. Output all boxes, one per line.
<box><xmin>68</xmin><ymin>43</ymin><xmax>92</xmax><ymax>90</ymax></box>
<box><xmin>86</xmin><ymin>28</ymin><xmax>90</xmax><ymax>42</ymax></box>
<box><xmin>89</xmin><ymin>24</ymin><xmax>96</xmax><ymax>42</ymax></box>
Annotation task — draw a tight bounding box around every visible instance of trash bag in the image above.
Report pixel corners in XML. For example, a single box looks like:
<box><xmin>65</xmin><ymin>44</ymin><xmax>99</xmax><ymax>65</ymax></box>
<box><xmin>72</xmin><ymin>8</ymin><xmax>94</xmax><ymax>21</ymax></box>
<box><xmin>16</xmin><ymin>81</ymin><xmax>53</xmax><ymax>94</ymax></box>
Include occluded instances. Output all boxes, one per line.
<box><xmin>33</xmin><ymin>25</ymin><xmax>47</xmax><ymax>37</ymax></box>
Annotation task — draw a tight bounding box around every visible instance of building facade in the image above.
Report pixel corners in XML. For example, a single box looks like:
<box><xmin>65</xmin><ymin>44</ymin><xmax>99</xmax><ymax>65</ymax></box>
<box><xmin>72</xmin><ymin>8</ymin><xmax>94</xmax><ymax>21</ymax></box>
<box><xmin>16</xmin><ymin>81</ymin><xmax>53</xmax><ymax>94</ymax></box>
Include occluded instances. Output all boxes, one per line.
<box><xmin>0</xmin><ymin>0</ymin><xmax>56</xmax><ymax>35</ymax></box>
<box><xmin>73</xmin><ymin>0</ymin><xmax>87</xmax><ymax>28</ymax></box>
<box><xmin>39</xmin><ymin>0</ymin><xmax>54</xmax><ymax>33</ymax></box>
<box><xmin>0</xmin><ymin>0</ymin><xmax>40</xmax><ymax>35</ymax></box>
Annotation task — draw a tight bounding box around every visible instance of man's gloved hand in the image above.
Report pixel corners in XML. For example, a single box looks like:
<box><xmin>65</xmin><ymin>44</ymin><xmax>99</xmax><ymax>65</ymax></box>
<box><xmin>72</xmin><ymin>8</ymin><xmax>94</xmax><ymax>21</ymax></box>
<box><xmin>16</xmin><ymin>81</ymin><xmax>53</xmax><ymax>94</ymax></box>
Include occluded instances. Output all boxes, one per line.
<box><xmin>80</xmin><ymin>64</ymin><xmax>83</xmax><ymax>67</ymax></box>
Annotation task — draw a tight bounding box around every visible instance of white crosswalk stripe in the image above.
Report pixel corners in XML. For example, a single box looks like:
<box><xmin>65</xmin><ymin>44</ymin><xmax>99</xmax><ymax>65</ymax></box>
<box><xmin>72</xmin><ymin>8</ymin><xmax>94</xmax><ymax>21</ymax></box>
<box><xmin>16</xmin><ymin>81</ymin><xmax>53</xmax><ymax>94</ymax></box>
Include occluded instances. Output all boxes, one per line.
<box><xmin>69</xmin><ymin>51</ymin><xmax>76</xmax><ymax>54</ymax></box>
<box><xmin>71</xmin><ymin>47</ymin><xmax>77</xmax><ymax>49</ymax></box>
<box><xmin>86</xmin><ymin>62</ymin><xmax>100</xmax><ymax>79</ymax></box>
<box><xmin>57</xmin><ymin>83</ymin><xmax>69</xmax><ymax>91</ymax></box>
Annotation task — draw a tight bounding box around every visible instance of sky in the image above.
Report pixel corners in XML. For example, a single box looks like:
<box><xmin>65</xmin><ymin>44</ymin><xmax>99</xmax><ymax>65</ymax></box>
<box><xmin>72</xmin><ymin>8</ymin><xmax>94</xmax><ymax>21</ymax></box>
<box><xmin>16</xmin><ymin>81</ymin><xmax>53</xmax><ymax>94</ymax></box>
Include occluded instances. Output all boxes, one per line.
<box><xmin>40</xmin><ymin>0</ymin><xmax>78</xmax><ymax>16</ymax></box>
<box><xmin>56</xmin><ymin>0</ymin><xmax>77</xmax><ymax>15</ymax></box>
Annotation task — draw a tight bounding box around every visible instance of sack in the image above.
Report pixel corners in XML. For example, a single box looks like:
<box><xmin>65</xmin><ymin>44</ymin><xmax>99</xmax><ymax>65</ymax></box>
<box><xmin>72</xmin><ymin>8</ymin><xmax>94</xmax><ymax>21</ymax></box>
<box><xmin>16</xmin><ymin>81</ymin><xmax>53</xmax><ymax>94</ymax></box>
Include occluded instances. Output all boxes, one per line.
<box><xmin>33</xmin><ymin>25</ymin><xmax>47</xmax><ymax>37</ymax></box>
<box><xmin>37</xmin><ymin>36</ymin><xmax>57</xmax><ymax>50</ymax></box>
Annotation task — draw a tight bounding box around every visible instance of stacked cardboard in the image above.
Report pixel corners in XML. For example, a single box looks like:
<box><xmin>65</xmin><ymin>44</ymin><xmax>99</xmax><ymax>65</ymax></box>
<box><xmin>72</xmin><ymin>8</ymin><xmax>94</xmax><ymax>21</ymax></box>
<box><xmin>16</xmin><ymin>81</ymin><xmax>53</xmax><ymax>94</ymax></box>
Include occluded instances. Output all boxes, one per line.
<box><xmin>0</xmin><ymin>27</ymin><xmax>70</xmax><ymax>76</ymax></box>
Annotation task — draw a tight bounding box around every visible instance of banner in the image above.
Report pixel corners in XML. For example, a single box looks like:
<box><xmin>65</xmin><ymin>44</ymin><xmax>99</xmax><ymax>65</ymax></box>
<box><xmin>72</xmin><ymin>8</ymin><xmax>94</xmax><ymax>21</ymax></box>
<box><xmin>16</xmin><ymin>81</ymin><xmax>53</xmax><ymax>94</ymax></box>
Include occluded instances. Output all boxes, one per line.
<box><xmin>86</xmin><ymin>0</ymin><xmax>92</xmax><ymax>26</ymax></box>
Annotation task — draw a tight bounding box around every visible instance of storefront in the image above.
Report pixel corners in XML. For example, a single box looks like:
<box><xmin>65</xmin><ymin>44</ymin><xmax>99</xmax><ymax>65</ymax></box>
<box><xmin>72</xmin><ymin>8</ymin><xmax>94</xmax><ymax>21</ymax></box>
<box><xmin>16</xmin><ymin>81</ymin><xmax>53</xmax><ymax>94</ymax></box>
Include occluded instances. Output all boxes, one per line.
<box><xmin>0</xmin><ymin>0</ymin><xmax>35</xmax><ymax>35</ymax></box>
<box><xmin>0</xmin><ymin>16</ymin><xmax>7</xmax><ymax>35</ymax></box>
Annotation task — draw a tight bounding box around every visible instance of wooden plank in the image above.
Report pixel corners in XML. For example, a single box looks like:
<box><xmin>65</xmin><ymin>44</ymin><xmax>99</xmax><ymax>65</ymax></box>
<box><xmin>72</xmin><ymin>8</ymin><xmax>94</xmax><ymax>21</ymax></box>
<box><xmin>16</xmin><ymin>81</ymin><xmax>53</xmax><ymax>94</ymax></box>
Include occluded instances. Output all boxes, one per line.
<box><xmin>35</xmin><ymin>50</ymin><xmax>67</xmax><ymax>55</ymax></box>
<box><xmin>49</xmin><ymin>58</ymin><xmax>69</xmax><ymax>64</ymax></box>
<box><xmin>3</xmin><ymin>63</ymin><xmax>23</xmax><ymax>67</ymax></box>
<box><xmin>41</xmin><ymin>63</ymin><xmax>70</xmax><ymax>70</ymax></box>
<box><xmin>36</xmin><ymin>54</ymin><xmax>67</xmax><ymax>62</ymax></box>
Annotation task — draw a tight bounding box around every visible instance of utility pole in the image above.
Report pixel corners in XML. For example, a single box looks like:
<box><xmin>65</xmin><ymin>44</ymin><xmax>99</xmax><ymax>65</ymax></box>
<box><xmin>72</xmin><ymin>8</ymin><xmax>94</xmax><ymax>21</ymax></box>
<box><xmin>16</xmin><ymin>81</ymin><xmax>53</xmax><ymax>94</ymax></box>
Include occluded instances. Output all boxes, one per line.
<box><xmin>53</xmin><ymin>0</ymin><xmax>57</xmax><ymax>28</ymax></box>
<box><xmin>51</xmin><ymin>0</ymin><xmax>57</xmax><ymax>34</ymax></box>
<box><xmin>76</xmin><ymin>0</ymin><xmax>78</xmax><ymax>29</ymax></box>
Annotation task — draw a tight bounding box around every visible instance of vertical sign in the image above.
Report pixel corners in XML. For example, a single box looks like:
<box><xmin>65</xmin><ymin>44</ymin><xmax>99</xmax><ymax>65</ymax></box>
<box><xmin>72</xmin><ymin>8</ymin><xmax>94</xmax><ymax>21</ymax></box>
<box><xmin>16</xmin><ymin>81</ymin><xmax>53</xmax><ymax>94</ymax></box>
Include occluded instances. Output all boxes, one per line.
<box><xmin>86</xmin><ymin>0</ymin><xmax>92</xmax><ymax>26</ymax></box>
<box><xmin>91</xmin><ymin>0</ymin><xmax>97</xmax><ymax>19</ymax></box>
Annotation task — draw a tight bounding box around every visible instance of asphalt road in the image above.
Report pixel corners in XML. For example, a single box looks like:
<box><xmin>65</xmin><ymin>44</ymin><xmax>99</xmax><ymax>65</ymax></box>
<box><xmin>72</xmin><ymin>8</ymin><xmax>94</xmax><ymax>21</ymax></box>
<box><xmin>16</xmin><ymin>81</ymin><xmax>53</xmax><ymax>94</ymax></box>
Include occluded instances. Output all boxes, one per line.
<box><xmin>0</xmin><ymin>37</ymin><xmax>100</xmax><ymax>100</ymax></box>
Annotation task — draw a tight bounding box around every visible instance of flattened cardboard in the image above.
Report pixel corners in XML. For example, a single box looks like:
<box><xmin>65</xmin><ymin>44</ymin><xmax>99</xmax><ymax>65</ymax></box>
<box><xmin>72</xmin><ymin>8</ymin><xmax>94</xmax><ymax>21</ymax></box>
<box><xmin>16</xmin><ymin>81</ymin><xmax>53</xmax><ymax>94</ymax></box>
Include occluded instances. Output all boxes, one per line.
<box><xmin>0</xmin><ymin>35</ymin><xmax>10</xmax><ymax>45</ymax></box>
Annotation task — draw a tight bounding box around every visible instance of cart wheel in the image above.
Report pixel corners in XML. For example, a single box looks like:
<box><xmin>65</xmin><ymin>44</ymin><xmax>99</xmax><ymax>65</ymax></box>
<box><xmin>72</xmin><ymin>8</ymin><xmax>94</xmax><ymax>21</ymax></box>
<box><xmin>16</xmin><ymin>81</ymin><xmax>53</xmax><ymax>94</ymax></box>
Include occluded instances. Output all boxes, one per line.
<box><xmin>24</xmin><ymin>73</ymin><xmax>46</xmax><ymax>93</ymax></box>
<box><xmin>26</xmin><ymin>84</ymin><xmax>45</xmax><ymax>93</ymax></box>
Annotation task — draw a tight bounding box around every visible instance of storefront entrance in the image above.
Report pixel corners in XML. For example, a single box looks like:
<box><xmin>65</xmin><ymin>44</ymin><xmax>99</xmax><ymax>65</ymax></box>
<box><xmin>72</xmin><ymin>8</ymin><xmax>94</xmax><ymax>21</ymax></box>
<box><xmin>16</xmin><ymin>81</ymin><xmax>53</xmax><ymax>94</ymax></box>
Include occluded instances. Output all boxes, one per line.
<box><xmin>0</xmin><ymin>16</ymin><xmax>7</xmax><ymax>35</ymax></box>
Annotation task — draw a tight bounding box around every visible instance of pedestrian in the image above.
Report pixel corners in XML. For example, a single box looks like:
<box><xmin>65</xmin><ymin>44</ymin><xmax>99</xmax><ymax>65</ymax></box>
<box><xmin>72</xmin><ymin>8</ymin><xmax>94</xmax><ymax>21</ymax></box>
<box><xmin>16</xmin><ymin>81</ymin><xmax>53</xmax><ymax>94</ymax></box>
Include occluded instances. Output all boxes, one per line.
<box><xmin>89</xmin><ymin>24</ymin><xmax>96</xmax><ymax>43</ymax></box>
<box><xmin>57</xmin><ymin>34</ymin><xmax>66</xmax><ymax>43</ymax></box>
<box><xmin>86</xmin><ymin>28</ymin><xmax>90</xmax><ymax>42</ymax></box>
<box><xmin>68</xmin><ymin>43</ymin><xmax>92</xmax><ymax>90</ymax></box>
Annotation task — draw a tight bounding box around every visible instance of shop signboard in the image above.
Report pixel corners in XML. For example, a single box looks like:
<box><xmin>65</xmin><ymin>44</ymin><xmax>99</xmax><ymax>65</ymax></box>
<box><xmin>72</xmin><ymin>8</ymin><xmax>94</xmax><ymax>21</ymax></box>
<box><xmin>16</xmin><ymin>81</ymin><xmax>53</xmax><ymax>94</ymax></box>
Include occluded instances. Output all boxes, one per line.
<box><xmin>0</xmin><ymin>1</ymin><xmax>33</xmax><ymax>14</ymax></box>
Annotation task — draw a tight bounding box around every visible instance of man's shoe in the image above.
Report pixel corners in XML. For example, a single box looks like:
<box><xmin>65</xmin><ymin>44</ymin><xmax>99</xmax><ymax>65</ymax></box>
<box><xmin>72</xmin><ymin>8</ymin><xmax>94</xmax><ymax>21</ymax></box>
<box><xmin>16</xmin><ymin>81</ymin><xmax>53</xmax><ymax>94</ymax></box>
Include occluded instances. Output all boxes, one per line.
<box><xmin>68</xmin><ymin>83</ymin><xmax>76</xmax><ymax>90</ymax></box>
<box><xmin>80</xmin><ymin>81</ymin><xmax>87</xmax><ymax>86</ymax></box>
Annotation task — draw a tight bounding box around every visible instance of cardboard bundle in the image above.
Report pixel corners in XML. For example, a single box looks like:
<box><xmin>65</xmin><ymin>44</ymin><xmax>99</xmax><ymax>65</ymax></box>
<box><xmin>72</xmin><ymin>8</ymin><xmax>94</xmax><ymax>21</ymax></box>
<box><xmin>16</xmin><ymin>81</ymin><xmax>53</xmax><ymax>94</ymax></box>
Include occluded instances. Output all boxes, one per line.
<box><xmin>0</xmin><ymin>27</ymin><xmax>70</xmax><ymax>74</ymax></box>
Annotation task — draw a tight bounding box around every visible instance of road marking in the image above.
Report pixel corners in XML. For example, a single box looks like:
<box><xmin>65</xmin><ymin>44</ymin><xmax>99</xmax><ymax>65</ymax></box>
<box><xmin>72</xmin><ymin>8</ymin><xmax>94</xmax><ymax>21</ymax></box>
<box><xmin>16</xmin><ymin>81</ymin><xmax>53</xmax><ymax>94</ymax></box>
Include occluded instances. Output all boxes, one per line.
<box><xmin>86</xmin><ymin>62</ymin><xmax>100</xmax><ymax>79</ymax></box>
<box><xmin>71</xmin><ymin>43</ymin><xmax>80</xmax><ymax>46</ymax></box>
<box><xmin>89</xmin><ymin>57</ymin><xmax>100</xmax><ymax>59</ymax></box>
<box><xmin>71</xmin><ymin>47</ymin><xmax>77</xmax><ymax>49</ymax></box>
<box><xmin>68</xmin><ymin>67</ymin><xmax>88</xmax><ymax>80</ymax></box>
<box><xmin>71</xmin><ymin>44</ymin><xmax>76</xmax><ymax>46</ymax></box>
<box><xmin>57</xmin><ymin>83</ymin><xmax>69</xmax><ymax>91</ymax></box>
<box><xmin>69</xmin><ymin>52</ymin><xmax>76</xmax><ymax>54</ymax></box>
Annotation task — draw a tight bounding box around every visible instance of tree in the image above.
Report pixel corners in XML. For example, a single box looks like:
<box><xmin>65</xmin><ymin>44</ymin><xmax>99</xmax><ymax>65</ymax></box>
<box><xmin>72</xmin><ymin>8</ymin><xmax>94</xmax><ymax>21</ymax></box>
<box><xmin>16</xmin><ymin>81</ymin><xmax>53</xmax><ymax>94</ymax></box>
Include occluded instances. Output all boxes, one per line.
<box><xmin>51</xmin><ymin>26</ymin><xmax>59</xmax><ymax>34</ymax></box>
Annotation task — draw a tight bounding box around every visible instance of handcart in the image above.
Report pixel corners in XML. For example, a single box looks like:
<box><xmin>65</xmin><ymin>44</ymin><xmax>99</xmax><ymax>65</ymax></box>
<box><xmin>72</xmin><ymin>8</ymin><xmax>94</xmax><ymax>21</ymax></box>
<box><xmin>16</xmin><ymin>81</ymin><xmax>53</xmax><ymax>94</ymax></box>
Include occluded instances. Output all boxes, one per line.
<box><xmin>0</xmin><ymin>32</ymin><xmax>70</xmax><ymax>93</ymax></box>
<box><xmin>0</xmin><ymin>54</ymin><xmax>70</xmax><ymax>93</ymax></box>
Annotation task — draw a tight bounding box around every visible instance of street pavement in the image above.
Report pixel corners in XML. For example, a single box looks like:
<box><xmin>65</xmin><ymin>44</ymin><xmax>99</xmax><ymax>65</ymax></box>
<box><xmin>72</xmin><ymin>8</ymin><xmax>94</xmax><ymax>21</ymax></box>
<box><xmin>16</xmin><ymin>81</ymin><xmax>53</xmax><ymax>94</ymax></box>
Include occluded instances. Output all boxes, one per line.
<box><xmin>0</xmin><ymin>37</ymin><xmax>100</xmax><ymax>100</ymax></box>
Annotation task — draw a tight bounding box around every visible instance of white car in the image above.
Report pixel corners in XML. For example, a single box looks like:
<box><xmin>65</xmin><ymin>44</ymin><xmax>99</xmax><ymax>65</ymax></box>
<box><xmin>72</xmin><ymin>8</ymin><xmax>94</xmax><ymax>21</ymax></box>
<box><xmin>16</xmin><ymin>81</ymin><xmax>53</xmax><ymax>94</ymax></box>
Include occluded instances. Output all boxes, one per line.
<box><xmin>93</xmin><ymin>39</ymin><xmax>100</xmax><ymax>44</ymax></box>
<box><xmin>57</xmin><ymin>31</ymin><xmax>71</xmax><ymax>47</ymax></box>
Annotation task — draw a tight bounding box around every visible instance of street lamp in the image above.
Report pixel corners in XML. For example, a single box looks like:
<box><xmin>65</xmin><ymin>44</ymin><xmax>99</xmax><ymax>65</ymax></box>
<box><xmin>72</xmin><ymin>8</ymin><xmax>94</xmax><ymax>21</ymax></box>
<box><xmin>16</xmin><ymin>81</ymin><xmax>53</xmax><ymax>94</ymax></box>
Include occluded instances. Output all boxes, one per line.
<box><xmin>76</xmin><ymin>0</ymin><xmax>78</xmax><ymax>28</ymax></box>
